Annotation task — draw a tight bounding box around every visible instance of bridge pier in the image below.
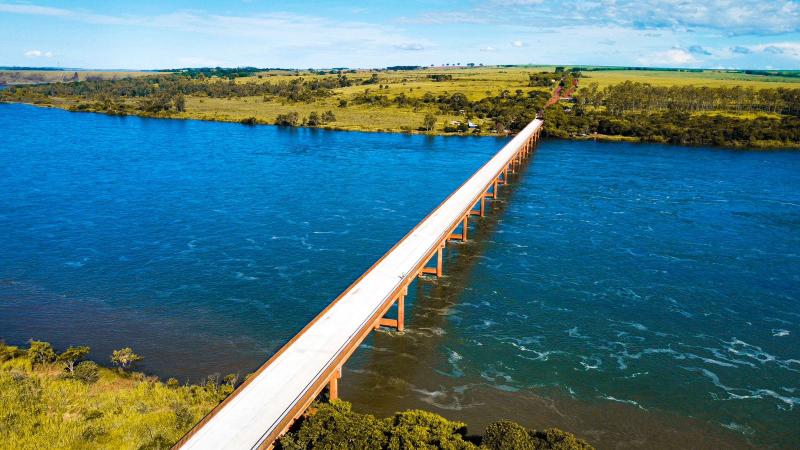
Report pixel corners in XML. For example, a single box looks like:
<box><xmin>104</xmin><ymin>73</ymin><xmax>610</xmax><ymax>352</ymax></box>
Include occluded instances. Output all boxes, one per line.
<box><xmin>421</xmin><ymin>245</ymin><xmax>444</xmax><ymax>277</ymax></box>
<box><xmin>327</xmin><ymin>366</ymin><xmax>342</xmax><ymax>401</ymax></box>
<box><xmin>469</xmin><ymin>197</ymin><xmax>485</xmax><ymax>217</ymax></box>
<box><xmin>375</xmin><ymin>288</ymin><xmax>407</xmax><ymax>331</ymax></box>
<box><xmin>448</xmin><ymin>216</ymin><xmax>469</xmax><ymax>242</ymax></box>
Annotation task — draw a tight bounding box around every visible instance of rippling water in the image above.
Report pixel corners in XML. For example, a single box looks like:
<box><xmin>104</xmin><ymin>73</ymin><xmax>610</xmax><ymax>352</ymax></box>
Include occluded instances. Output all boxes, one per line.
<box><xmin>1</xmin><ymin>103</ymin><xmax>798</xmax><ymax>448</ymax></box>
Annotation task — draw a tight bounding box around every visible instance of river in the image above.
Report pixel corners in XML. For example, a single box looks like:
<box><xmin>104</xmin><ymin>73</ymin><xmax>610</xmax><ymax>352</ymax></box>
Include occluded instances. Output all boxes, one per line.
<box><xmin>1</xmin><ymin>103</ymin><xmax>798</xmax><ymax>448</ymax></box>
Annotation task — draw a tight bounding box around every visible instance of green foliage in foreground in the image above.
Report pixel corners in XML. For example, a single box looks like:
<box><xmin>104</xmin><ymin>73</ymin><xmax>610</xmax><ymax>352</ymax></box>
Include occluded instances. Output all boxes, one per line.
<box><xmin>0</xmin><ymin>341</ymin><xmax>221</xmax><ymax>450</ymax></box>
<box><xmin>277</xmin><ymin>401</ymin><xmax>594</xmax><ymax>450</ymax></box>
<box><xmin>1</xmin><ymin>340</ymin><xmax>592</xmax><ymax>450</ymax></box>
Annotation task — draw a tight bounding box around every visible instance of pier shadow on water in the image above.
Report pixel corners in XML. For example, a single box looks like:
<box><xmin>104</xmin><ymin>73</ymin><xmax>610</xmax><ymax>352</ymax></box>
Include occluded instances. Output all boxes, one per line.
<box><xmin>340</xmin><ymin>152</ymin><xmax>752</xmax><ymax>450</ymax></box>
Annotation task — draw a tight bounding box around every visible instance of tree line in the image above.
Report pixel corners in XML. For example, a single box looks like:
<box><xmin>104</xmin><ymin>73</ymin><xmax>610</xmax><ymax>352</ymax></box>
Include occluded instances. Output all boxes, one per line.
<box><xmin>546</xmin><ymin>104</ymin><xmax>800</xmax><ymax>147</ymax></box>
<box><xmin>575</xmin><ymin>81</ymin><xmax>800</xmax><ymax>116</ymax></box>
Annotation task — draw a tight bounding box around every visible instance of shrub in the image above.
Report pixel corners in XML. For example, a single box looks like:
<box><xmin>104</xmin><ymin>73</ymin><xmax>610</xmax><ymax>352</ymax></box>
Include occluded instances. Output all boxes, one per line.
<box><xmin>278</xmin><ymin>400</ymin><xmax>388</xmax><ymax>449</ymax></box>
<box><xmin>322</xmin><ymin>110</ymin><xmax>336</xmax><ymax>122</ymax></box>
<box><xmin>483</xmin><ymin>420</ymin><xmax>534</xmax><ymax>450</ymax></box>
<box><xmin>27</xmin><ymin>340</ymin><xmax>56</xmax><ymax>366</ymax></box>
<box><xmin>386</xmin><ymin>409</ymin><xmax>473</xmax><ymax>449</ymax></box>
<box><xmin>240</xmin><ymin>116</ymin><xmax>257</xmax><ymax>125</ymax></box>
<box><xmin>110</xmin><ymin>347</ymin><xmax>143</xmax><ymax>371</ymax></box>
<box><xmin>0</xmin><ymin>342</ymin><xmax>23</xmax><ymax>362</ymax></box>
<box><xmin>530</xmin><ymin>428</ymin><xmax>593</xmax><ymax>450</ymax></box>
<box><xmin>275</xmin><ymin>111</ymin><xmax>300</xmax><ymax>126</ymax></box>
<box><xmin>166</xmin><ymin>378</ymin><xmax>180</xmax><ymax>388</ymax></box>
<box><xmin>72</xmin><ymin>361</ymin><xmax>100</xmax><ymax>384</ymax></box>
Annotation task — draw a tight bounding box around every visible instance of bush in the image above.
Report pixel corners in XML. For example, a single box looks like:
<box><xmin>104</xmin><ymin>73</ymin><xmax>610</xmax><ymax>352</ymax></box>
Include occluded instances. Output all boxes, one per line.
<box><xmin>275</xmin><ymin>111</ymin><xmax>300</xmax><ymax>126</ymax></box>
<box><xmin>483</xmin><ymin>420</ymin><xmax>534</xmax><ymax>450</ymax></box>
<box><xmin>240</xmin><ymin>117</ymin><xmax>257</xmax><ymax>125</ymax></box>
<box><xmin>386</xmin><ymin>409</ymin><xmax>473</xmax><ymax>449</ymax></box>
<box><xmin>27</xmin><ymin>340</ymin><xmax>56</xmax><ymax>366</ymax></box>
<box><xmin>307</xmin><ymin>111</ymin><xmax>321</xmax><ymax>126</ymax></box>
<box><xmin>530</xmin><ymin>428</ymin><xmax>593</xmax><ymax>450</ymax></box>
<box><xmin>166</xmin><ymin>378</ymin><xmax>180</xmax><ymax>388</ymax></box>
<box><xmin>322</xmin><ymin>110</ymin><xmax>336</xmax><ymax>122</ymax></box>
<box><xmin>72</xmin><ymin>361</ymin><xmax>100</xmax><ymax>384</ymax></box>
<box><xmin>0</xmin><ymin>342</ymin><xmax>23</xmax><ymax>362</ymax></box>
<box><xmin>278</xmin><ymin>400</ymin><xmax>388</xmax><ymax>449</ymax></box>
<box><xmin>482</xmin><ymin>421</ymin><xmax>593</xmax><ymax>450</ymax></box>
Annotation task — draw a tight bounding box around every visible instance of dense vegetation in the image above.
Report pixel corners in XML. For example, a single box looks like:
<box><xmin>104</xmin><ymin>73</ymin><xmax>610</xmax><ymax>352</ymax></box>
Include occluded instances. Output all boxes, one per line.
<box><xmin>277</xmin><ymin>400</ymin><xmax>593</xmax><ymax>450</ymax></box>
<box><xmin>545</xmin><ymin>81</ymin><xmax>800</xmax><ymax>147</ymax></box>
<box><xmin>1</xmin><ymin>340</ymin><xmax>591</xmax><ymax>450</ymax></box>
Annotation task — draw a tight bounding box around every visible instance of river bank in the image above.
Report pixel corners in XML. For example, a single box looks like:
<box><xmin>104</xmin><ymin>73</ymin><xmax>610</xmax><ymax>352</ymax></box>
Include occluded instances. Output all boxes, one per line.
<box><xmin>3</xmin><ymin>98</ymin><xmax>800</xmax><ymax>150</ymax></box>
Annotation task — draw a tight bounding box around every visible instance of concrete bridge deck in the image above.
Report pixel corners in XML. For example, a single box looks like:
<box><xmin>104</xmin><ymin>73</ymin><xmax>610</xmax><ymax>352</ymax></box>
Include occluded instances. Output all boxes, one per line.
<box><xmin>175</xmin><ymin>118</ymin><xmax>544</xmax><ymax>450</ymax></box>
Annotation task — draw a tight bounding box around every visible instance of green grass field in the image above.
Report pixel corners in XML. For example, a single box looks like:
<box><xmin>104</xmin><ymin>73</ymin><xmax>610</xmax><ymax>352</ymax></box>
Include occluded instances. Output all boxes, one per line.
<box><xmin>579</xmin><ymin>69</ymin><xmax>800</xmax><ymax>88</ymax></box>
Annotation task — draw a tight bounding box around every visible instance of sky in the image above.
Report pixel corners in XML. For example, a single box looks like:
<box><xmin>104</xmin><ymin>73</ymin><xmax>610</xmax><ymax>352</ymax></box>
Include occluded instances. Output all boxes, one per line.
<box><xmin>0</xmin><ymin>0</ymin><xmax>798</xmax><ymax>70</ymax></box>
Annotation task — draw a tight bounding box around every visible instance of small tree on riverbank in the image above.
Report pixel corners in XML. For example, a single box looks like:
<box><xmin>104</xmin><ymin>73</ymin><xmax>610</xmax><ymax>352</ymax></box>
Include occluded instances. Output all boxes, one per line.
<box><xmin>27</xmin><ymin>340</ymin><xmax>56</xmax><ymax>366</ymax></box>
<box><xmin>422</xmin><ymin>113</ymin><xmax>437</xmax><ymax>132</ymax></box>
<box><xmin>58</xmin><ymin>345</ymin><xmax>90</xmax><ymax>374</ymax></box>
<box><xmin>110</xmin><ymin>347</ymin><xmax>143</xmax><ymax>372</ymax></box>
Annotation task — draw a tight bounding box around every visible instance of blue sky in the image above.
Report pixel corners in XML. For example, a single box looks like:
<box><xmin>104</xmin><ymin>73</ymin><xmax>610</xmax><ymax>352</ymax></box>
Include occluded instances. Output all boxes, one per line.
<box><xmin>1</xmin><ymin>0</ymin><xmax>798</xmax><ymax>70</ymax></box>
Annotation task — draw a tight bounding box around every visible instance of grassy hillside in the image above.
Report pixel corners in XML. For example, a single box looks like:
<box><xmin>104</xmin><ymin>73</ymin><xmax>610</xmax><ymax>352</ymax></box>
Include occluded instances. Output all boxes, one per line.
<box><xmin>0</xmin><ymin>341</ymin><xmax>221</xmax><ymax>450</ymax></box>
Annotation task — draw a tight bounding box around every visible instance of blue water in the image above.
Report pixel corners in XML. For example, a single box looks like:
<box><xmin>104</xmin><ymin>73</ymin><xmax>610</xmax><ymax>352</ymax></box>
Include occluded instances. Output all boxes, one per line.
<box><xmin>1</xmin><ymin>103</ymin><xmax>798</xmax><ymax>448</ymax></box>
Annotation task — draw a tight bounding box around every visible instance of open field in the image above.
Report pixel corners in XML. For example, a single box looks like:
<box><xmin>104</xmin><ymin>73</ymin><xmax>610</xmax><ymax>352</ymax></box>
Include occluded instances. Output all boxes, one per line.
<box><xmin>243</xmin><ymin>66</ymin><xmax>539</xmax><ymax>100</ymax></box>
<box><xmin>181</xmin><ymin>96</ymin><xmax>465</xmax><ymax>133</ymax></box>
<box><xmin>579</xmin><ymin>69</ymin><xmax>800</xmax><ymax>88</ymax></box>
<box><xmin>0</xmin><ymin>69</ymin><xmax>158</xmax><ymax>85</ymax></box>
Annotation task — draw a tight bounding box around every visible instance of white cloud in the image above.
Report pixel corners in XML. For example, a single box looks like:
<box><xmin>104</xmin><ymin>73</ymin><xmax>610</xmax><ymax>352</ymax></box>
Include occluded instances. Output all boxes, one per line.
<box><xmin>0</xmin><ymin>3</ymin><xmax>425</xmax><ymax>55</ymax></box>
<box><xmin>638</xmin><ymin>49</ymin><xmax>699</xmax><ymax>66</ymax></box>
<box><xmin>24</xmin><ymin>49</ymin><xmax>53</xmax><ymax>58</ymax></box>
<box><xmin>479</xmin><ymin>46</ymin><xmax>497</xmax><ymax>52</ymax></box>
<box><xmin>747</xmin><ymin>42</ymin><xmax>800</xmax><ymax>59</ymax></box>
<box><xmin>511</xmin><ymin>40</ymin><xmax>526</xmax><ymax>48</ymax></box>
<box><xmin>394</xmin><ymin>43</ymin><xmax>425</xmax><ymax>51</ymax></box>
<box><xmin>405</xmin><ymin>11</ymin><xmax>487</xmax><ymax>25</ymax></box>
<box><xmin>405</xmin><ymin>0</ymin><xmax>800</xmax><ymax>35</ymax></box>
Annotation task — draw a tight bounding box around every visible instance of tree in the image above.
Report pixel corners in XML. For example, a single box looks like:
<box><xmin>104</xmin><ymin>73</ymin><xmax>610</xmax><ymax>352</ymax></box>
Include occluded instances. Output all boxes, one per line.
<box><xmin>58</xmin><ymin>345</ymin><xmax>90</xmax><ymax>374</ymax></box>
<box><xmin>110</xmin><ymin>347</ymin><xmax>143</xmax><ymax>371</ymax></box>
<box><xmin>275</xmin><ymin>111</ymin><xmax>300</xmax><ymax>126</ymax></box>
<box><xmin>322</xmin><ymin>110</ymin><xmax>336</xmax><ymax>123</ymax></box>
<box><xmin>27</xmin><ymin>340</ymin><xmax>56</xmax><ymax>366</ymax></box>
<box><xmin>174</xmin><ymin>93</ymin><xmax>186</xmax><ymax>112</ymax></box>
<box><xmin>423</xmin><ymin>113</ymin><xmax>437</xmax><ymax>131</ymax></box>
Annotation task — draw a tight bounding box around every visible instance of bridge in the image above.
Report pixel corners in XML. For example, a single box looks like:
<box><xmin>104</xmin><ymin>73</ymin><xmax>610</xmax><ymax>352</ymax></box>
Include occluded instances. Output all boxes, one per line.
<box><xmin>175</xmin><ymin>118</ymin><xmax>544</xmax><ymax>450</ymax></box>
